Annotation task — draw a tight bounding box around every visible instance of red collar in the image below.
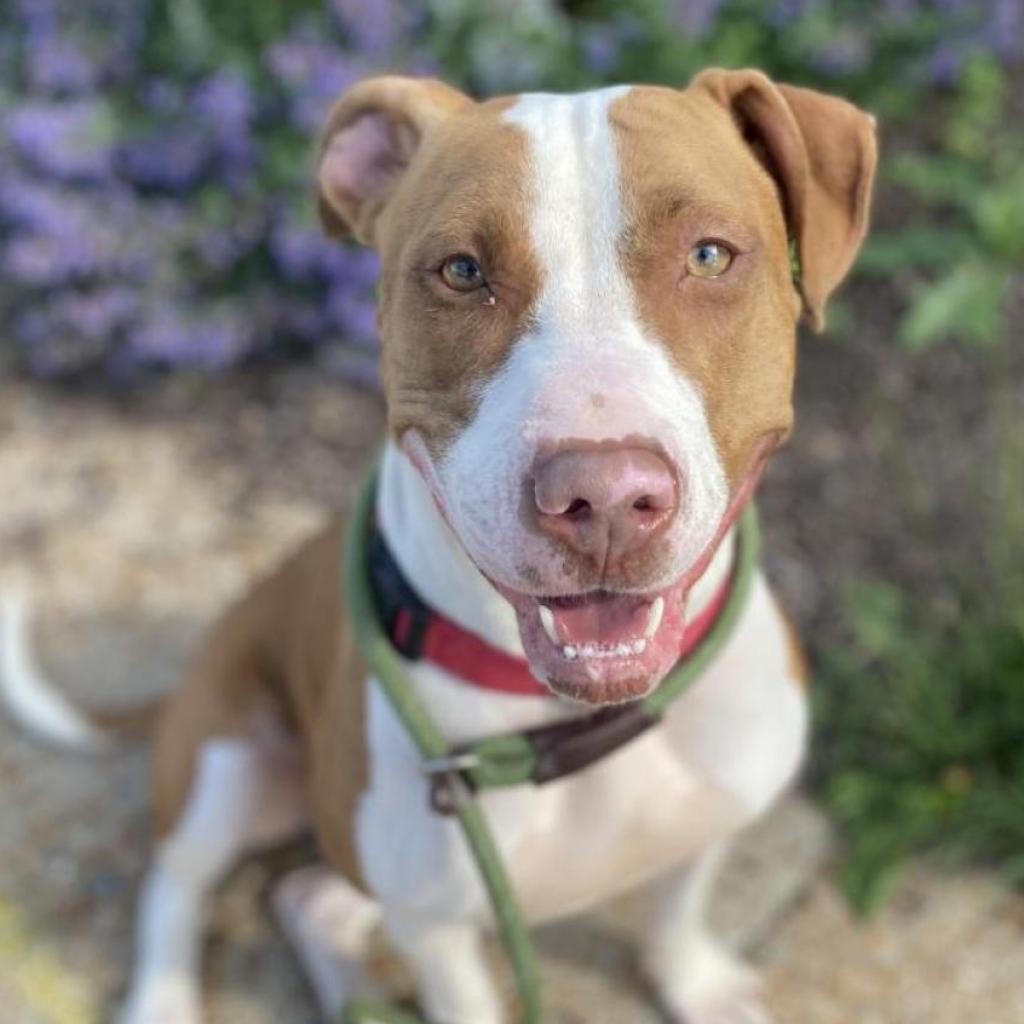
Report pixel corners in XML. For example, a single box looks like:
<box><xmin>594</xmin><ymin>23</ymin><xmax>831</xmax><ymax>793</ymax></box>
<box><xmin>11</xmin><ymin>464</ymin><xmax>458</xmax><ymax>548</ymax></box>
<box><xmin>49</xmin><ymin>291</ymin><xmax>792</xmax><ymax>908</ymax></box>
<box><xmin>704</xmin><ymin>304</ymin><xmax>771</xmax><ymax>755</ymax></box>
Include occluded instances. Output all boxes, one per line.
<box><xmin>370</xmin><ymin>530</ymin><xmax>734</xmax><ymax>699</ymax></box>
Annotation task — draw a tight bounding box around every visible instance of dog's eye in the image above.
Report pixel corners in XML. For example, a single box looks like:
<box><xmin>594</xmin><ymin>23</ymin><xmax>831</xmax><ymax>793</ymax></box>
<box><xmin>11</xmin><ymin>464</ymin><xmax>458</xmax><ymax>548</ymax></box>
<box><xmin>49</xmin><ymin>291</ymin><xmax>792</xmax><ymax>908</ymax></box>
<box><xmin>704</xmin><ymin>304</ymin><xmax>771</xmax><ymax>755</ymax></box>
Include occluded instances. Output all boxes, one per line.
<box><xmin>686</xmin><ymin>241</ymin><xmax>734</xmax><ymax>278</ymax></box>
<box><xmin>440</xmin><ymin>254</ymin><xmax>486</xmax><ymax>292</ymax></box>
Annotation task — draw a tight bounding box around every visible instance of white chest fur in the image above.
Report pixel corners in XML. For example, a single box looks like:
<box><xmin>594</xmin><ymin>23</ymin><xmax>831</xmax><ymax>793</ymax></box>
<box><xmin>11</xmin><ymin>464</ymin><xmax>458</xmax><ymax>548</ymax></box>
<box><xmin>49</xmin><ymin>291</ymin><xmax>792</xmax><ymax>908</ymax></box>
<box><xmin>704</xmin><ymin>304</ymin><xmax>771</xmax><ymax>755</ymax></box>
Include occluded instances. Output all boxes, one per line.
<box><xmin>354</xmin><ymin>571</ymin><xmax>807</xmax><ymax>926</ymax></box>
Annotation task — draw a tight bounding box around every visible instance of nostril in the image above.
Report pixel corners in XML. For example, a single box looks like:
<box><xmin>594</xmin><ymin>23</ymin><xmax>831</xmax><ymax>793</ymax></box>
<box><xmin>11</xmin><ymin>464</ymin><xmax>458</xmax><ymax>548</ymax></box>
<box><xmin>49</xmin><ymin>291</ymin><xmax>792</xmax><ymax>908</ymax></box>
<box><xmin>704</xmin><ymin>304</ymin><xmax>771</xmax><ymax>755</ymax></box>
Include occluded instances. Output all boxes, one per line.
<box><xmin>632</xmin><ymin>490</ymin><xmax>673</xmax><ymax>516</ymax></box>
<box><xmin>565</xmin><ymin>498</ymin><xmax>591</xmax><ymax>519</ymax></box>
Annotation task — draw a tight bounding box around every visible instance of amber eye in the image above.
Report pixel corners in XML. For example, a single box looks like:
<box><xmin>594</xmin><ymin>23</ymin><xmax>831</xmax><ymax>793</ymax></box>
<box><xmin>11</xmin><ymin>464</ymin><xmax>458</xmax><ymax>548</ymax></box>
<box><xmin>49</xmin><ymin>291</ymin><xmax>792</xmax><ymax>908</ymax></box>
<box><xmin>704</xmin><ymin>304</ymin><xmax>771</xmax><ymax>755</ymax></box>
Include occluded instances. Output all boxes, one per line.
<box><xmin>440</xmin><ymin>253</ymin><xmax>485</xmax><ymax>292</ymax></box>
<box><xmin>685</xmin><ymin>240</ymin><xmax>734</xmax><ymax>278</ymax></box>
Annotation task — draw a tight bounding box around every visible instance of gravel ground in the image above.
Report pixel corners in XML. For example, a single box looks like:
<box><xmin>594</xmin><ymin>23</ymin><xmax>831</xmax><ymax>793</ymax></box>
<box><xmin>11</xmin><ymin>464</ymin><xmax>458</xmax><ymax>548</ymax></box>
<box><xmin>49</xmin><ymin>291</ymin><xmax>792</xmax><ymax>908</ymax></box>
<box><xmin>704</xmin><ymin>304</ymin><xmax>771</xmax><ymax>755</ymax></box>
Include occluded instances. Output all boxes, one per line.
<box><xmin>1</xmin><ymin>367</ymin><xmax>1023</xmax><ymax>1023</ymax></box>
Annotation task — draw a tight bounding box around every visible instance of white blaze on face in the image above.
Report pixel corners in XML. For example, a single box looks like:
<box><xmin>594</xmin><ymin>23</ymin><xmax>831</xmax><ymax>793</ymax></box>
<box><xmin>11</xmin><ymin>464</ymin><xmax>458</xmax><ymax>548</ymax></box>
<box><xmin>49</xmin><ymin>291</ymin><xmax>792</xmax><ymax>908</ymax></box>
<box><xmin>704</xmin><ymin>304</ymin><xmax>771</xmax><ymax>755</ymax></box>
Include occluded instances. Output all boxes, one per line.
<box><xmin>431</xmin><ymin>87</ymin><xmax>729</xmax><ymax>594</ymax></box>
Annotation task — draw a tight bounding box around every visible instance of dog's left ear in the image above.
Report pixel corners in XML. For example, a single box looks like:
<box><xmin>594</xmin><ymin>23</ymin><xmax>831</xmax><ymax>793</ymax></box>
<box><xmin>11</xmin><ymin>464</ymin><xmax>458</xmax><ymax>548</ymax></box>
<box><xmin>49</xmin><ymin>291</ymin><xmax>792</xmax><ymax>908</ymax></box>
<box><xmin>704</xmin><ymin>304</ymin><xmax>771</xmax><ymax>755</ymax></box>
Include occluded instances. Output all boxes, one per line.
<box><xmin>694</xmin><ymin>68</ymin><xmax>877</xmax><ymax>332</ymax></box>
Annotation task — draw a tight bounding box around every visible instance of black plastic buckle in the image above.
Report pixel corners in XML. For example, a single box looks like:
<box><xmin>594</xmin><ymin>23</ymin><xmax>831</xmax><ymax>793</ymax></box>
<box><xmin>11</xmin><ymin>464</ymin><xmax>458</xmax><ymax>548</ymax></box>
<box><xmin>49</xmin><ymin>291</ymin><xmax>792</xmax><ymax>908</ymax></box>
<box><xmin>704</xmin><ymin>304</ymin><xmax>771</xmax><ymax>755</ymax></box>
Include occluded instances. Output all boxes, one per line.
<box><xmin>368</xmin><ymin>529</ymin><xmax>431</xmax><ymax>660</ymax></box>
<box><xmin>422</xmin><ymin>751</ymin><xmax>481</xmax><ymax>815</ymax></box>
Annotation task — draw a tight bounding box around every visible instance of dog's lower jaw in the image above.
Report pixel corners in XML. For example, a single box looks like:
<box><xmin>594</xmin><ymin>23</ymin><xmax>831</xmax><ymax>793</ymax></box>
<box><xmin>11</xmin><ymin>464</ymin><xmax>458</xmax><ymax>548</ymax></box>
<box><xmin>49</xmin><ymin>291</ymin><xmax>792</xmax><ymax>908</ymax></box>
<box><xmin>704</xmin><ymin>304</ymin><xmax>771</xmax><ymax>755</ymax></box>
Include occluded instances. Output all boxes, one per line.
<box><xmin>498</xmin><ymin>577</ymin><xmax>692</xmax><ymax>705</ymax></box>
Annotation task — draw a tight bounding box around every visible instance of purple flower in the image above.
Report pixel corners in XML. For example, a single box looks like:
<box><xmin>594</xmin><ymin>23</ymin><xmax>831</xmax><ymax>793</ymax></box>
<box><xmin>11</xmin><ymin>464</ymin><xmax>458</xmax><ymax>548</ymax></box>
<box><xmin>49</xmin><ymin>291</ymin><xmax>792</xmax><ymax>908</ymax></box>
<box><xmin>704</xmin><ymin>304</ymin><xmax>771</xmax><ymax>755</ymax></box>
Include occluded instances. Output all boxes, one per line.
<box><xmin>927</xmin><ymin>40</ymin><xmax>968</xmax><ymax>85</ymax></box>
<box><xmin>7</xmin><ymin>100</ymin><xmax>114</xmax><ymax>180</ymax></box>
<box><xmin>60</xmin><ymin>287</ymin><xmax>138</xmax><ymax>338</ymax></box>
<box><xmin>27</xmin><ymin>36</ymin><xmax>98</xmax><ymax>94</ymax></box>
<box><xmin>332</xmin><ymin>0</ymin><xmax>406</xmax><ymax>57</ymax></box>
<box><xmin>811</xmin><ymin>31</ymin><xmax>870</xmax><ymax>77</ymax></box>
<box><xmin>339</xmin><ymin>246</ymin><xmax>380</xmax><ymax>289</ymax></box>
<box><xmin>12</xmin><ymin>287</ymin><xmax>137</xmax><ymax>374</ymax></box>
<box><xmin>0</xmin><ymin>176</ymin><xmax>77</xmax><ymax>234</ymax></box>
<box><xmin>0</xmin><ymin>177</ymin><xmax>160</xmax><ymax>286</ymax></box>
<box><xmin>193</xmin><ymin>69</ymin><xmax>256</xmax><ymax>171</ymax></box>
<box><xmin>129</xmin><ymin>309</ymin><xmax>250</xmax><ymax>369</ymax></box>
<box><xmin>141</xmin><ymin>78</ymin><xmax>185</xmax><ymax>115</ymax></box>
<box><xmin>767</xmin><ymin>0</ymin><xmax>814</xmax><ymax>29</ymax></box>
<box><xmin>984</xmin><ymin>0</ymin><xmax>1024</xmax><ymax>61</ymax></box>
<box><xmin>672</xmin><ymin>0</ymin><xmax>724</xmax><ymax>39</ymax></box>
<box><xmin>270</xmin><ymin>218</ymin><xmax>346</xmax><ymax>280</ymax></box>
<box><xmin>580</xmin><ymin>27</ymin><xmax>621</xmax><ymax>76</ymax></box>
<box><xmin>1</xmin><ymin>214</ymin><xmax>150</xmax><ymax>286</ymax></box>
<box><xmin>193</xmin><ymin>70</ymin><xmax>255</xmax><ymax>127</ymax></box>
<box><xmin>195</xmin><ymin>228</ymin><xmax>247</xmax><ymax>272</ymax></box>
<box><xmin>267</xmin><ymin>34</ymin><xmax>362</xmax><ymax>129</ymax></box>
<box><xmin>326</xmin><ymin>284</ymin><xmax>377</xmax><ymax>346</ymax></box>
<box><xmin>2</xmin><ymin>234</ymin><xmax>86</xmax><ymax>285</ymax></box>
<box><xmin>119</xmin><ymin>127</ymin><xmax>209</xmax><ymax>191</ymax></box>
<box><xmin>881</xmin><ymin>0</ymin><xmax>917</xmax><ymax>24</ymax></box>
<box><xmin>16</xmin><ymin>0</ymin><xmax>58</xmax><ymax>36</ymax></box>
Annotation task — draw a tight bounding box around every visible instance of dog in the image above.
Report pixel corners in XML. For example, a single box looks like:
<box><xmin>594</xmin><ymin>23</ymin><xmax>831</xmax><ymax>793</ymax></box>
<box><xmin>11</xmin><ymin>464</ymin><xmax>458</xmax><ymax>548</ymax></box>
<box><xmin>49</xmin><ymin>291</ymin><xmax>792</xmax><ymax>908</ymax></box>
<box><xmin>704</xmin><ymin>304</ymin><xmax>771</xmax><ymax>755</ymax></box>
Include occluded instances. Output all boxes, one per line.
<box><xmin>1</xmin><ymin>69</ymin><xmax>876</xmax><ymax>1024</ymax></box>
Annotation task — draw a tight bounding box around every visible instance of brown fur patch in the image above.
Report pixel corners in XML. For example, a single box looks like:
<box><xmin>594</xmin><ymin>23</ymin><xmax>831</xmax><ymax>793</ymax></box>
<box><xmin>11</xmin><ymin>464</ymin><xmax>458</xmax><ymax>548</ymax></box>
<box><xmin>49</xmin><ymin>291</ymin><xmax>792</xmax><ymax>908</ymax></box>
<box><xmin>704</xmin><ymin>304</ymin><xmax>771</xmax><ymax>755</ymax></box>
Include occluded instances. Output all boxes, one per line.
<box><xmin>151</xmin><ymin>521</ymin><xmax>370</xmax><ymax>890</ymax></box>
<box><xmin>613</xmin><ymin>85</ymin><xmax>799</xmax><ymax>491</ymax></box>
<box><xmin>372</xmin><ymin>98</ymin><xmax>543</xmax><ymax>456</ymax></box>
<box><xmin>774</xmin><ymin>596</ymin><xmax>809</xmax><ymax>688</ymax></box>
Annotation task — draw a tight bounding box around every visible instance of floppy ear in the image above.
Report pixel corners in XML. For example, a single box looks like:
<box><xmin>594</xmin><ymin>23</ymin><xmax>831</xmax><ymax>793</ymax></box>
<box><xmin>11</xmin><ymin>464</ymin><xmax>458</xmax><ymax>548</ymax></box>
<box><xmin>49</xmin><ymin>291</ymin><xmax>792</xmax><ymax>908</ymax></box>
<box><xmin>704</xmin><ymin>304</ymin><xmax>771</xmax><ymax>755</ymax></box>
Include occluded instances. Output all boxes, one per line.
<box><xmin>317</xmin><ymin>76</ymin><xmax>473</xmax><ymax>247</ymax></box>
<box><xmin>693</xmin><ymin>68</ymin><xmax>877</xmax><ymax>332</ymax></box>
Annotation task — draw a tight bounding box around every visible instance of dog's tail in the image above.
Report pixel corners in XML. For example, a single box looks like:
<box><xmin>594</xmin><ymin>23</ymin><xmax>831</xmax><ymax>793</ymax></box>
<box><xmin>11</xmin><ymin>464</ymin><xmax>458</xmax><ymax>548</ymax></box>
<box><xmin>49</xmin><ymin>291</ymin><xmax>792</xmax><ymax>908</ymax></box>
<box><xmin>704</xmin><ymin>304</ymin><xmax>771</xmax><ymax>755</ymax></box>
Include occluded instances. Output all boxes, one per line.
<box><xmin>0</xmin><ymin>586</ymin><xmax>159</xmax><ymax>753</ymax></box>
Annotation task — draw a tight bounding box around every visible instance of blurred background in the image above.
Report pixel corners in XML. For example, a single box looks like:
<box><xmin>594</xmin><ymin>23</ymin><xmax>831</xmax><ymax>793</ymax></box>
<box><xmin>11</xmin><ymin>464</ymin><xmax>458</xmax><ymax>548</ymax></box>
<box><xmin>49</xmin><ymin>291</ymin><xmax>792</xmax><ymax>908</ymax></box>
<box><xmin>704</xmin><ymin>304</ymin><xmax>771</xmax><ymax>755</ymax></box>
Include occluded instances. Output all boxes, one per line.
<box><xmin>1</xmin><ymin>1</ymin><xmax>1022</xmax><ymax>1021</ymax></box>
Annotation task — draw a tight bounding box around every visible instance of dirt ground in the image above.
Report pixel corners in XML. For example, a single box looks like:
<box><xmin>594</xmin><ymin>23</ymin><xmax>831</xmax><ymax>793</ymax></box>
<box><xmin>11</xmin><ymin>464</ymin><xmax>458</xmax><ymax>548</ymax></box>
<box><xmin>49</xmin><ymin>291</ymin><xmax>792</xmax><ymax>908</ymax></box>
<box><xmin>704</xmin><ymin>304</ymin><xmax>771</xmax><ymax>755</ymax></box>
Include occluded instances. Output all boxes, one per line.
<box><xmin>1</xmin><ymin>353</ymin><xmax>1023</xmax><ymax>1023</ymax></box>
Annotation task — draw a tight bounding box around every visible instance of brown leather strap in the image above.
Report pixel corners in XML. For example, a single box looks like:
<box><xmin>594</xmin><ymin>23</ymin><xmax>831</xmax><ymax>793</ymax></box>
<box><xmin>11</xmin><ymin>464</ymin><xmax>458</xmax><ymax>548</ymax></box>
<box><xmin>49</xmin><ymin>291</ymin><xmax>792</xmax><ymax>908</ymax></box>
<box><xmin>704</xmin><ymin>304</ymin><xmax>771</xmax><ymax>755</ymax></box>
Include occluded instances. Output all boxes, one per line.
<box><xmin>526</xmin><ymin>704</ymin><xmax>660</xmax><ymax>784</ymax></box>
<box><xmin>428</xmin><ymin>704</ymin><xmax>660</xmax><ymax>813</ymax></box>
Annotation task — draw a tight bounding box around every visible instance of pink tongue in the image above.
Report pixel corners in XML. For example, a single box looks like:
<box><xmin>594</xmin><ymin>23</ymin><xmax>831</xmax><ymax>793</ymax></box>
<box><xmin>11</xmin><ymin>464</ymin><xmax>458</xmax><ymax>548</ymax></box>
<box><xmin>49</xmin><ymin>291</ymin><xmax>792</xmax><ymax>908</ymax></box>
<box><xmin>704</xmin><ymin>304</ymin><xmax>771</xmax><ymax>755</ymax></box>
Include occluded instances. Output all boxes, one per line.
<box><xmin>550</xmin><ymin>594</ymin><xmax>650</xmax><ymax>646</ymax></box>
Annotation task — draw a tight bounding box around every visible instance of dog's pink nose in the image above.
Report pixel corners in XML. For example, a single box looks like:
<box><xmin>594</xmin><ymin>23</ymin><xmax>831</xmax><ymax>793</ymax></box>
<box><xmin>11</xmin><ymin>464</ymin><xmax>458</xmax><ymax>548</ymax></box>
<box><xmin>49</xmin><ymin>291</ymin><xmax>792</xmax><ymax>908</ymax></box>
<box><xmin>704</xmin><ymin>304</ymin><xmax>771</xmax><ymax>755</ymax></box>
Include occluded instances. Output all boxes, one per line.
<box><xmin>532</xmin><ymin>446</ymin><xmax>677</xmax><ymax>570</ymax></box>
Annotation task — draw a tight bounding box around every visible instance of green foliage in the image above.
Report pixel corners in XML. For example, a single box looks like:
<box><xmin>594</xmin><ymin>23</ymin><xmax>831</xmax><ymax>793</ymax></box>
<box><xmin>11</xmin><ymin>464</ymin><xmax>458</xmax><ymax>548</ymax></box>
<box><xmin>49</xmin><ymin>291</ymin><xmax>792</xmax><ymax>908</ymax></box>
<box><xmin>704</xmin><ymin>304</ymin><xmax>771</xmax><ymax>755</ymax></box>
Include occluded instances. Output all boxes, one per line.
<box><xmin>814</xmin><ymin>583</ymin><xmax>1024</xmax><ymax>912</ymax></box>
<box><xmin>143</xmin><ymin>0</ymin><xmax>326</xmax><ymax>75</ymax></box>
<box><xmin>899</xmin><ymin>261</ymin><xmax>1010</xmax><ymax>349</ymax></box>
<box><xmin>863</xmin><ymin>54</ymin><xmax>1023</xmax><ymax>350</ymax></box>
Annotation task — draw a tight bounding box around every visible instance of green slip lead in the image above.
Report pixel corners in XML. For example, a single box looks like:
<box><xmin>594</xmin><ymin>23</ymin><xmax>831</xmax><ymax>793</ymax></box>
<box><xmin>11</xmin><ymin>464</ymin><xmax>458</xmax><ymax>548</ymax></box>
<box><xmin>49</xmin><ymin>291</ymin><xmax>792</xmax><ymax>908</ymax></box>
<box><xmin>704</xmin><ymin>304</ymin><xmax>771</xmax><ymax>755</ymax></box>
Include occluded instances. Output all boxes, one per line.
<box><xmin>340</xmin><ymin>459</ymin><xmax>759</xmax><ymax>1024</ymax></box>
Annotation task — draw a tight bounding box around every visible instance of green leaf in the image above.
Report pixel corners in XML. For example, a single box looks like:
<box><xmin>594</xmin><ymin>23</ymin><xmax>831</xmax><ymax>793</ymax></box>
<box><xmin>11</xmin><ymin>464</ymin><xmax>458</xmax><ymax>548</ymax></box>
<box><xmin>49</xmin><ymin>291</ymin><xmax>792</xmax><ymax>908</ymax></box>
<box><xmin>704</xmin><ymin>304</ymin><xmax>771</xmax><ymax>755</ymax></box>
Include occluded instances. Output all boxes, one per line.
<box><xmin>898</xmin><ymin>262</ymin><xmax>1009</xmax><ymax>349</ymax></box>
<box><xmin>973</xmin><ymin>174</ymin><xmax>1024</xmax><ymax>262</ymax></box>
<box><xmin>858</xmin><ymin>227</ymin><xmax>978</xmax><ymax>276</ymax></box>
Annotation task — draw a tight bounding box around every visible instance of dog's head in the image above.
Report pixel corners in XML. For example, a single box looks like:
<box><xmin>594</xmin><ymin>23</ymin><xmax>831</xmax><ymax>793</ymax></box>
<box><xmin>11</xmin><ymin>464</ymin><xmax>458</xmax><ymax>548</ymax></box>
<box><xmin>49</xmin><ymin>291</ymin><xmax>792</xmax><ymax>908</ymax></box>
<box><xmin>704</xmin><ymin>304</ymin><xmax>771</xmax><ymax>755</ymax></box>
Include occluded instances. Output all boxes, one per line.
<box><xmin>317</xmin><ymin>71</ymin><xmax>876</xmax><ymax>705</ymax></box>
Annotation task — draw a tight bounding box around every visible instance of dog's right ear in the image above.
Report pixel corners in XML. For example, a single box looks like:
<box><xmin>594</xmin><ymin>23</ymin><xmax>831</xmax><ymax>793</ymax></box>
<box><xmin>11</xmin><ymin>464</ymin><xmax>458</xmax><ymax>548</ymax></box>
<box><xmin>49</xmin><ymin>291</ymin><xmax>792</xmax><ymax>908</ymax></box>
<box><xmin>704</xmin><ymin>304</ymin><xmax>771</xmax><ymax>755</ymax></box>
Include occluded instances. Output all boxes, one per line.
<box><xmin>316</xmin><ymin>76</ymin><xmax>473</xmax><ymax>247</ymax></box>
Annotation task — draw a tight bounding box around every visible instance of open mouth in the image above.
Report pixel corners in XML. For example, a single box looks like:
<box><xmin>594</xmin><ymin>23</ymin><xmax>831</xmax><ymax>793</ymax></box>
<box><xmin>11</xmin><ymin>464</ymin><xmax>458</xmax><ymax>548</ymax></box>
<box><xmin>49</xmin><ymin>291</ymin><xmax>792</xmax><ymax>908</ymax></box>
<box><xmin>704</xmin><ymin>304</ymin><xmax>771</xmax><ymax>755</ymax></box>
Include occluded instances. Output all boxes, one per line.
<box><xmin>487</xmin><ymin>437</ymin><xmax>780</xmax><ymax>705</ymax></box>
<box><xmin>495</xmin><ymin>578</ymin><xmax>691</xmax><ymax>705</ymax></box>
<box><xmin>537</xmin><ymin>591</ymin><xmax>665</xmax><ymax>661</ymax></box>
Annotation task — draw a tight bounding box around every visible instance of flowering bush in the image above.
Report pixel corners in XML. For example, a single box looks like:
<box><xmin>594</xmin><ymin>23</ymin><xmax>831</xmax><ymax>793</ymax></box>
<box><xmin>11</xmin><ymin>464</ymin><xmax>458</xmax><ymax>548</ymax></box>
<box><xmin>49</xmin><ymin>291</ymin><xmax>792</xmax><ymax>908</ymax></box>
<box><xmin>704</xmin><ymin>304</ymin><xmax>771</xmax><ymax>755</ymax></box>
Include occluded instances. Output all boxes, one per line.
<box><xmin>0</xmin><ymin>0</ymin><xmax>1020</xmax><ymax>380</ymax></box>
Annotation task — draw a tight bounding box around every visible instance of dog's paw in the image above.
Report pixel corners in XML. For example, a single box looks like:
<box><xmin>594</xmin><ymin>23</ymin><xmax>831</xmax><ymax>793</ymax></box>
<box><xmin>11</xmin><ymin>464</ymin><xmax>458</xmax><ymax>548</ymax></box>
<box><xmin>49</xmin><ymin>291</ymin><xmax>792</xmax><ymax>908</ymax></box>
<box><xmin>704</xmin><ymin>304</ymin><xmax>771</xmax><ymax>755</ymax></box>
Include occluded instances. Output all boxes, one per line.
<box><xmin>118</xmin><ymin>979</ymin><xmax>201</xmax><ymax>1024</ymax></box>
<box><xmin>272</xmin><ymin>865</ymin><xmax>383</xmax><ymax>1015</ymax></box>
<box><xmin>646</xmin><ymin>942</ymin><xmax>774</xmax><ymax>1024</ymax></box>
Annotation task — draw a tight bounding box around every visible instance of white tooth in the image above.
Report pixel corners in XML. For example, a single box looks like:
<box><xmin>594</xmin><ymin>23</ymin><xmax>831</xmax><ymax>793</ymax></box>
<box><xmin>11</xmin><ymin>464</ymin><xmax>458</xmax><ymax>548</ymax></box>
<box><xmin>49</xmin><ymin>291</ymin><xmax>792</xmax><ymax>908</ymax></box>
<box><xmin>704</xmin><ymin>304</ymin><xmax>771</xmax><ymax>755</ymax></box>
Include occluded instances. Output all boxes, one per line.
<box><xmin>645</xmin><ymin>597</ymin><xmax>665</xmax><ymax>639</ymax></box>
<box><xmin>539</xmin><ymin>605</ymin><xmax>559</xmax><ymax>645</ymax></box>
<box><xmin>632</xmin><ymin>639</ymin><xmax>647</xmax><ymax>655</ymax></box>
<box><xmin>563</xmin><ymin>645</ymin><xmax>578</xmax><ymax>661</ymax></box>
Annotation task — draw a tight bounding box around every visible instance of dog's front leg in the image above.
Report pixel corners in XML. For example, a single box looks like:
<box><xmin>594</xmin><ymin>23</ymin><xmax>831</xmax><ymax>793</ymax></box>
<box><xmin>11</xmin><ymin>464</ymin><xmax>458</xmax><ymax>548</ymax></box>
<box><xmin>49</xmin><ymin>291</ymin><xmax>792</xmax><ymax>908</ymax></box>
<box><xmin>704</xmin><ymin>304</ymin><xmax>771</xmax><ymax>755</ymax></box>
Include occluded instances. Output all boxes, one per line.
<box><xmin>121</xmin><ymin>738</ymin><xmax>303</xmax><ymax>1024</ymax></box>
<box><xmin>386</xmin><ymin>910</ymin><xmax>505</xmax><ymax>1024</ymax></box>
<box><xmin>642</xmin><ymin>841</ymin><xmax>774</xmax><ymax>1024</ymax></box>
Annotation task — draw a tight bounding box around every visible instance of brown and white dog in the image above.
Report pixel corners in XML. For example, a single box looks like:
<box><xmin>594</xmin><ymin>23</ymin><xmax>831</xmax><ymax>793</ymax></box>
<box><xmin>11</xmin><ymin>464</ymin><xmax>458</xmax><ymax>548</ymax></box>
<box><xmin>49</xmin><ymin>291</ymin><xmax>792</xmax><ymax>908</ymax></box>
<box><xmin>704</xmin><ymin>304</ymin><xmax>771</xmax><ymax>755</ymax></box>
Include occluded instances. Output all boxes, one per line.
<box><xmin>1</xmin><ymin>69</ymin><xmax>876</xmax><ymax>1024</ymax></box>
